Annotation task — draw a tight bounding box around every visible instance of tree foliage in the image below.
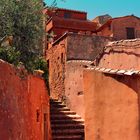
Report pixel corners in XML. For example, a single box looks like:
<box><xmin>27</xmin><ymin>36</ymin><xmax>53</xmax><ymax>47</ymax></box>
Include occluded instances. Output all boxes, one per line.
<box><xmin>0</xmin><ymin>0</ymin><xmax>44</xmax><ymax>71</ymax></box>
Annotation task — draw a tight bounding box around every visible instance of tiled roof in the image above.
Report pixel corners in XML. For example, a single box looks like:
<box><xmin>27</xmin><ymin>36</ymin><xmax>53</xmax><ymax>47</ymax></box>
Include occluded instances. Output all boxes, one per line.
<box><xmin>55</xmin><ymin>7</ymin><xmax>87</xmax><ymax>14</ymax></box>
<box><xmin>50</xmin><ymin>16</ymin><xmax>97</xmax><ymax>31</ymax></box>
<box><xmin>44</xmin><ymin>7</ymin><xmax>87</xmax><ymax>14</ymax></box>
<box><xmin>67</xmin><ymin>60</ymin><xmax>93</xmax><ymax>64</ymax></box>
<box><xmin>86</xmin><ymin>66</ymin><xmax>140</xmax><ymax>76</ymax></box>
<box><xmin>106</xmin><ymin>38</ymin><xmax>140</xmax><ymax>48</ymax></box>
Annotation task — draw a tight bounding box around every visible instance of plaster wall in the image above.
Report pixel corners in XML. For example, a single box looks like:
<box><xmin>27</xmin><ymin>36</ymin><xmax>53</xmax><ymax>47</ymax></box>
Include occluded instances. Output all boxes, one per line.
<box><xmin>0</xmin><ymin>60</ymin><xmax>51</xmax><ymax>140</ymax></box>
<box><xmin>83</xmin><ymin>70</ymin><xmax>140</xmax><ymax>140</ymax></box>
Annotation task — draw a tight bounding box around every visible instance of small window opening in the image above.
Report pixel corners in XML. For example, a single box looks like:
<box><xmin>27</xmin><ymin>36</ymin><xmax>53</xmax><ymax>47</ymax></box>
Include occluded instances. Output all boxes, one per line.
<box><xmin>126</xmin><ymin>27</ymin><xmax>135</xmax><ymax>39</ymax></box>
<box><xmin>36</xmin><ymin>109</ymin><xmax>40</xmax><ymax>122</ymax></box>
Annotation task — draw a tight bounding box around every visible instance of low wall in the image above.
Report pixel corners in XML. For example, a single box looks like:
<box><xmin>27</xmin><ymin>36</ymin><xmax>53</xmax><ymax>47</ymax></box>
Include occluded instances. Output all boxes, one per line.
<box><xmin>83</xmin><ymin>69</ymin><xmax>140</xmax><ymax>140</ymax></box>
<box><xmin>67</xmin><ymin>34</ymin><xmax>111</xmax><ymax>61</ymax></box>
<box><xmin>0</xmin><ymin>60</ymin><xmax>51</xmax><ymax>140</ymax></box>
<box><xmin>97</xmin><ymin>39</ymin><xmax>140</xmax><ymax>70</ymax></box>
<box><xmin>65</xmin><ymin>61</ymin><xmax>92</xmax><ymax>119</ymax></box>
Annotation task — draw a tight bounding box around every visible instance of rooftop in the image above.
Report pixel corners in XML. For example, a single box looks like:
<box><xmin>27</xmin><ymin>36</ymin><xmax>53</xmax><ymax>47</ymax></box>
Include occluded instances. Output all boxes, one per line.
<box><xmin>44</xmin><ymin>7</ymin><xmax>87</xmax><ymax>14</ymax></box>
<box><xmin>95</xmin><ymin>15</ymin><xmax>140</xmax><ymax>32</ymax></box>
<box><xmin>86</xmin><ymin>66</ymin><xmax>140</xmax><ymax>76</ymax></box>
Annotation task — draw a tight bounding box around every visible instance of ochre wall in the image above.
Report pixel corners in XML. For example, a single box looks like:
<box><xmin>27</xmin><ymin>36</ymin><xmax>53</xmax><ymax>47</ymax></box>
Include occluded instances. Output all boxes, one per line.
<box><xmin>0</xmin><ymin>60</ymin><xmax>51</xmax><ymax>140</ymax></box>
<box><xmin>65</xmin><ymin>61</ymin><xmax>92</xmax><ymax>119</ymax></box>
<box><xmin>97</xmin><ymin>39</ymin><xmax>140</xmax><ymax>70</ymax></box>
<box><xmin>83</xmin><ymin>70</ymin><xmax>139</xmax><ymax>140</ymax></box>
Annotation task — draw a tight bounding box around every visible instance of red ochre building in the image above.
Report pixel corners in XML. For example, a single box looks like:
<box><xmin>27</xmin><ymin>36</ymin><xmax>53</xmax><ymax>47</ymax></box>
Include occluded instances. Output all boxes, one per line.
<box><xmin>43</xmin><ymin>8</ymin><xmax>97</xmax><ymax>45</ymax></box>
<box><xmin>43</xmin><ymin>7</ymin><xmax>140</xmax><ymax>140</ymax></box>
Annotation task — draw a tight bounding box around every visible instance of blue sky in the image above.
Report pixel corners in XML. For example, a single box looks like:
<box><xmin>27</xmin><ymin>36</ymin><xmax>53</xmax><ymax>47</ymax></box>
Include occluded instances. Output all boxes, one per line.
<box><xmin>45</xmin><ymin>0</ymin><xmax>140</xmax><ymax>20</ymax></box>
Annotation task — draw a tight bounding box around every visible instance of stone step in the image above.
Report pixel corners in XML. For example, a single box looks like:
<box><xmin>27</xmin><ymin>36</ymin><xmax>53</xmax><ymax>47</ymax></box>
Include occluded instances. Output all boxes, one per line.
<box><xmin>50</xmin><ymin>99</ymin><xmax>84</xmax><ymax>140</ymax></box>
<box><xmin>51</xmin><ymin>124</ymin><xmax>84</xmax><ymax>129</ymax></box>
<box><xmin>51</xmin><ymin>107</ymin><xmax>70</xmax><ymax>111</ymax></box>
<box><xmin>51</xmin><ymin>119</ymin><xmax>84</xmax><ymax>125</ymax></box>
<box><xmin>53</xmin><ymin>135</ymin><xmax>83</xmax><ymax>140</ymax></box>
<box><xmin>52</xmin><ymin>129</ymin><xmax>84</xmax><ymax>135</ymax></box>
<box><xmin>51</xmin><ymin>114</ymin><xmax>82</xmax><ymax>120</ymax></box>
<box><xmin>51</xmin><ymin>110</ymin><xmax>76</xmax><ymax>115</ymax></box>
<box><xmin>50</xmin><ymin>100</ymin><xmax>63</xmax><ymax>104</ymax></box>
<box><xmin>50</xmin><ymin>104</ymin><xmax>66</xmax><ymax>108</ymax></box>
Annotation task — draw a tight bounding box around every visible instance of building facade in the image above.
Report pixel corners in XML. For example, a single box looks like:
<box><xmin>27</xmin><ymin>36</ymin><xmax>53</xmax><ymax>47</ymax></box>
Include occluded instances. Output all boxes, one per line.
<box><xmin>94</xmin><ymin>15</ymin><xmax>140</xmax><ymax>40</ymax></box>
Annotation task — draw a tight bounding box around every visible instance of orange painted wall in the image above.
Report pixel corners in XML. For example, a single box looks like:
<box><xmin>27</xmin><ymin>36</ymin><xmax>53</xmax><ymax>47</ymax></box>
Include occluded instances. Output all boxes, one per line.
<box><xmin>0</xmin><ymin>60</ymin><xmax>51</xmax><ymax>140</ymax></box>
<box><xmin>83</xmin><ymin>70</ymin><xmax>140</xmax><ymax>140</ymax></box>
<box><xmin>65</xmin><ymin>61</ymin><xmax>88</xmax><ymax>119</ymax></box>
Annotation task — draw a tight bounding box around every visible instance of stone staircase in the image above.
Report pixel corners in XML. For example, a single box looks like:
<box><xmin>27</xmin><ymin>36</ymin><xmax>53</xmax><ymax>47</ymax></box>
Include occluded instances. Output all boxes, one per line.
<box><xmin>50</xmin><ymin>99</ymin><xmax>85</xmax><ymax>140</ymax></box>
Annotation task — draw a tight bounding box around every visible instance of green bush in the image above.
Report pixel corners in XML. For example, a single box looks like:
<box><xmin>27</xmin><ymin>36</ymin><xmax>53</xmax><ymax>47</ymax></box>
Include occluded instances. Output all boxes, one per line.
<box><xmin>34</xmin><ymin>57</ymin><xmax>49</xmax><ymax>84</ymax></box>
<box><xmin>0</xmin><ymin>46</ymin><xmax>20</xmax><ymax>65</ymax></box>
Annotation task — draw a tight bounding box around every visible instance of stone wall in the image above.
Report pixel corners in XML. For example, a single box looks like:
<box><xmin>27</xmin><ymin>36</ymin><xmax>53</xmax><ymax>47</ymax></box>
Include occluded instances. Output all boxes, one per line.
<box><xmin>96</xmin><ymin>39</ymin><xmax>140</xmax><ymax>70</ymax></box>
<box><xmin>83</xmin><ymin>69</ymin><xmax>140</xmax><ymax>140</ymax></box>
<box><xmin>45</xmin><ymin>37</ymin><xmax>67</xmax><ymax>100</ymax></box>
<box><xmin>0</xmin><ymin>60</ymin><xmax>51</xmax><ymax>140</ymax></box>
<box><xmin>67</xmin><ymin>34</ymin><xmax>111</xmax><ymax>60</ymax></box>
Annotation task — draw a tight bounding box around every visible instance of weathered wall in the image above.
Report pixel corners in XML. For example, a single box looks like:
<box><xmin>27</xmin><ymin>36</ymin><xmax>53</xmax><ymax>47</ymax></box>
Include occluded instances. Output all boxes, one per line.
<box><xmin>67</xmin><ymin>34</ymin><xmax>111</xmax><ymax>60</ymax></box>
<box><xmin>65</xmin><ymin>61</ymin><xmax>92</xmax><ymax>119</ymax></box>
<box><xmin>45</xmin><ymin>37</ymin><xmax>67</xmax><ymax>100</ymax></box>
<box><xmin>97</xmin><ymin>39</ymin><xmax>140</xmax><ymax>70</ymax></box>
<box><xmin>0</xmin><ymin>60</ymin><xmax>51</xmax><ymax>140</ymax></box>
<box><xmin>83</xmin><ymin>70</ymin><xmax>140</xmax><ymax>140</ymax></box>
<box><xmin>112</xmin><ymin>16</ymin><xmax>140</xmax><ymax>40</ymax></box>
<box><xmin>97</xmin><ymin>26</ymin><xmax>113</xmax><ymax>38</ymax></box>
<box><xmin>97</xmin><ymin>16</ymin><xmax>140</xmax><ymax>40</ymax></box>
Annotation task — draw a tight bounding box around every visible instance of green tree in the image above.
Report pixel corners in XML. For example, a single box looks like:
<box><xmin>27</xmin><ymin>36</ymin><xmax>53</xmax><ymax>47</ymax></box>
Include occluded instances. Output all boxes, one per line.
<box><xmin>0</xmin><ymin>0</ymin><xmax>44</xmax><ymax>71</ymax></box>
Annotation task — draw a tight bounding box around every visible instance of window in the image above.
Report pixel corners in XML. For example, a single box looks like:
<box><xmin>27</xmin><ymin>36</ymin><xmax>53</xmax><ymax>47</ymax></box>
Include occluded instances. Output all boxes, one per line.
<box><xmin>126</xmin><ymin>27</ymin><xmax>135</xmax><ymax>39</ymax></box>
<box><xmin>64</xmin><ymin>12</ymin><xmax>71</xmax><ymax>19</ymax></box>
